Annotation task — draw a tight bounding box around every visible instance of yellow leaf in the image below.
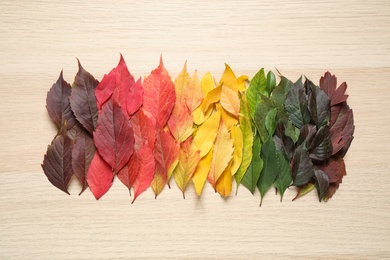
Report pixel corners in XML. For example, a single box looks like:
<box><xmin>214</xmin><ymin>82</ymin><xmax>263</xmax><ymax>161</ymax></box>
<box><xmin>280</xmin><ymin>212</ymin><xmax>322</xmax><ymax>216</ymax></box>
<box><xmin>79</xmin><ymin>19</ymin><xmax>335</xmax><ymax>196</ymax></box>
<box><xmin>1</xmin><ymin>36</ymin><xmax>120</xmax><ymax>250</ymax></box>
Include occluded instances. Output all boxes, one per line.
<box><xmin>192</xmin><ymin>147</ymin><xmax>213</xmax><ymax>196</ymax></box>
<box><xmin>200</xmin><ymin>72</ymin><xmax>215</xmax><ymax>95</ymax></box>
<box><xmin>230</xmin><ymin>125</ymin><xmax>243</xmax><ymax>176</ymax></box>
<box><xmin>215</xmin><ymin>103</ymin><xmax>238</xmax><ymax>130</ymax></box>
<box><xmin>216</xmin><ymin>161</ymin><xmax>232</xmax><ymax>197</ymax></box>
<box><xmin>201</xmin><ymin>84</ymin><xmax>222</xmax><ymax>113</ymax></box>
<box><xmin>173</xmin><ymin>137</ymin><xmax>200</xmax><ymax>198</ymax></box>
<box><xmin>220</xmin><ymin>85</ymin><xmax>240</xmax><ymax>117</ymax></box>
<box><xmin>237</xmin><ymin>75</ymin><xmax>249</xmax><ymax>91</ymax></box>
<box><xmin>207</xmin><ymin>120</ymin><xmax>234</xmax><ymax>188</ymax></box>
<box><xmin>219</xmin><ymin>63</ymin><xmax>240</xmax><ymax>92</ymax></box>
<box><xmin>193</xmin><ymin>111</ymin><xmax>221</xmax><ymax>157</ymax></box>
<box><xmin>175</xmin><ymin>62</ymin><xmax>190</xmax><ymax>103</ymax></box>
<box><xmin>192</xmin><ymin>105</ymin><xmax>213</xmax><ymax>125</ymax></box>
<box><xmin>184</xmin><ymin>70</ymin><xmax>203</xmax><ymax>113</ymax></box>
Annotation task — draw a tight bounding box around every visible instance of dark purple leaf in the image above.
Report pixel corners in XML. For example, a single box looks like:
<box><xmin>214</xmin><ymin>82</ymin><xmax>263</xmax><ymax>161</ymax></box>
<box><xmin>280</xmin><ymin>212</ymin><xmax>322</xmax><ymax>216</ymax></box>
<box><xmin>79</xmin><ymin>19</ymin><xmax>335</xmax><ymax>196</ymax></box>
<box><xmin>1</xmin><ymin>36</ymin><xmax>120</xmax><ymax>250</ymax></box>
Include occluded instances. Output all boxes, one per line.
<box><xmin>291</xmin><ymin>144</ymin><xmax>314</xmax><ymax>186</ymax></box>
<box><xmin>314</xmin><ymin>169</ymin><xmax>329</xmax><ymax>201</ymax></box>
<box><xmin>306</xmin><ymin>79</ymin><xmax>330</xmax><ymax>128</ymax></box>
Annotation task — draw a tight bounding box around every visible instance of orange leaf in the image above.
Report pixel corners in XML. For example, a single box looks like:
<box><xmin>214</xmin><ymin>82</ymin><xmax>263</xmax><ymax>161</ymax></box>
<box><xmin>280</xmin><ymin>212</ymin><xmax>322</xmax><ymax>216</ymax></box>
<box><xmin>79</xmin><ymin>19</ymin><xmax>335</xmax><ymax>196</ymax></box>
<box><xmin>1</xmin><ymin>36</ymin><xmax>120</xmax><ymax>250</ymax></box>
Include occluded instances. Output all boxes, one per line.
<box><xmin>220</xmin><ymin>85</ymin><xmax>240</xmax><ymax>117</ymax></box>
<box><xmin>184</xmin><ymin>70</ymin><xmax>203</xmax><ymax>113</ymax></box>
<box><xmin>168</xmin><ymin>100</ymin><xmax>193</xmax><ymax>142</ymax></box>
<box><xmin>216</xmin><ymin>162</ymin><xmax>233</xmax><ymax>197</ymax></box>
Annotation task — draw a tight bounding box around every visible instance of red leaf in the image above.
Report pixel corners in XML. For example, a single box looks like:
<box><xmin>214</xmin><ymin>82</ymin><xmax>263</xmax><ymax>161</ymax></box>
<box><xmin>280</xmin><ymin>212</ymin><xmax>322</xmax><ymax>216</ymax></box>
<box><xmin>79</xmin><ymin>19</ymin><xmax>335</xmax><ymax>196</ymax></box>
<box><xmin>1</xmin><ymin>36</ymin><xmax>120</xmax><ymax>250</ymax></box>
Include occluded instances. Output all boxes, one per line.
<box><xmin>86</xmin><ymin>152</ymin><xmax>114</xmax><ymax>200</ymax></box>
<box><xmin>72</xmin><ymin>126</ymin><xmax>96</xmax><ymax>194</ymax></box>
<box><xmin>93</xmin><ymin>98</ymin><xmax>134</xmax><ymax>173</ymax></box>
<box><xmin>41</xmin><ymin>132</ymin><xmax>73</xmax><ymax>194</ymax></box>
<box><xmin>319</xmin><ymin>72</ymin><xmax>348</xmax><ymax>106</ymax></box>
<box><xmin>95</xmin><ymin>55</ymin><xmax>143</xmax><ymax>117</ymax></box>
<box><xmin>69</xmin><ymin>60</ymin><xmax>99</xmax><ymax>135</ymax></box>
<box><xmin>330</xmin><ymin>103</ymin><xmax>355</xmax><ymax>156</ymax></box>
<box><xmin>117</xmin><ymin>153</ymin><xmax>140</xmax><ymax>192</ymax></box>
<box><xmin>46</xmin><ymin>71</ymin><xmax>76</xmax><ymax>131</ymax></box>
<box><xmin>132</xmin><ymin>145</ymin><xmax>155</xmax><ymax>203</ymax></box>
<box><xmin>130</xmin><ymin>108</ymin><xmax>156</xmax><ymax>151</ymax></box>
<box><xmin>142</xmin><ymin>56</ymin><xmax>176</xmax><ymax>127</ymax></box>
<box><xmin>152</xmin><ymin>127</ymin><xmax>180</xmax><ymax>197</ymax></box>
<box><xmin>327</xmin><ymin>156</ymin><xmax>346</xmax><ymax>199</ymax></box>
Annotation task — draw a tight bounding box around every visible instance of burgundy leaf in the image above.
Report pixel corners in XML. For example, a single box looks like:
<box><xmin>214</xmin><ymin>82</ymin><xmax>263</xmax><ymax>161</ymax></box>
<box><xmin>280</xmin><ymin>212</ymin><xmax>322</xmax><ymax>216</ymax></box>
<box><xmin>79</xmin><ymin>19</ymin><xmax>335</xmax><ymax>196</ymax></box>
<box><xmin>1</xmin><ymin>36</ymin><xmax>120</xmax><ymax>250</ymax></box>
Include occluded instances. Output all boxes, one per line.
<box><xmin>306</xmin><ymin>79</ymin><xmax>330</xmax><ymax>128</ymax></box>
<box><xmin>46</xmin><ymin>71</ymin><xmax>76</xmax><ymax>131</ymax></box>
<box><xmin>330</xmin><ymin>104</ymin><xmax>355</xmax><ymax>156</ymax></box>
<box><xmin>314</xmin><ymin>169</ymin><xmax>329</xmax><ymax>201</ymax></box>
<box><xmin>320</xmin><ymin>72</ymin><xmax>348</xmax><ymax>106</ymax></box>
<box><xmin>93</xmin><ymin>98</ymin><xmax>134</xmax><ymax>173</ymax></box>
<box><xmin>41</xmin><ymin>132</ymin><xmax>73</xmax><ymax>194</ymax></box>
<box><xmin>327</xmin><ymin>156</ymin><xmax>346</xmax><ymax>199</ymax></box>
<box><xmin>291</xmin><ymin>144</ymin><xmax>315</xmax><ymax>186</ymax></box>
<box><xmin>69</xmin><ymin>60</ymin><xmax>99</xmax><ymax>135</ymax></box>
<box><xmin>307</xmin><ymin>125</ymin><xmax>332</xmax><ymax>161</ymax></box>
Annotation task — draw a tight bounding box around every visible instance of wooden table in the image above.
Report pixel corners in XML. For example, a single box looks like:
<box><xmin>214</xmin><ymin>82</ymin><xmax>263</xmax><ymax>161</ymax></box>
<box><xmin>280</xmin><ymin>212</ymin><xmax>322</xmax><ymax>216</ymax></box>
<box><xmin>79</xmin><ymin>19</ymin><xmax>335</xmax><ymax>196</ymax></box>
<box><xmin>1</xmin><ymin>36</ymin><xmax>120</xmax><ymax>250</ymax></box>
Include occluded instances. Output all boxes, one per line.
<box><xmin>1</xmin><ymin>1</ymin><xmax>389</xmax><ymax>259</ymax></box>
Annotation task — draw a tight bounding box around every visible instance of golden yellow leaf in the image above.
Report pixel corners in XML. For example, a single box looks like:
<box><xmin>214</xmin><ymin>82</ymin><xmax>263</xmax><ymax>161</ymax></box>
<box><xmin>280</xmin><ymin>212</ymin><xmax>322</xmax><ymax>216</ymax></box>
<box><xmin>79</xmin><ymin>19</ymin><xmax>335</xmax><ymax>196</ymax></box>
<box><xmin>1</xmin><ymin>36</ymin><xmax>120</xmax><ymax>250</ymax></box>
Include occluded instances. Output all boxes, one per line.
<box><xmin>192</xmin><ymin>105</ymin><xmax>213</xmax><ymax>125</ymax></box>
<box><xmin>192</xmin><ymin>147</ymin><xmax>213</xmax><ymax>196</ymax></box>
<box><xmin>230</xmin><ymin>125</ymin><xmax>243</xmax><ymax>176</ymax></box>
<box><xmin>216</xmin><ymin>161</ymin><xmax>233</xmax><ymax>197</ymax></box>
<box><xmin>200</xmin><ymin>72</ymin><xmax>215</xmax><ymax>94</ymax></box>
<box><xmin>220</xmin><ymin>85</ymin><xmax>240</xmax><ymax>117</ymax></box>
<box><xmin>237</xmin><ymin>75</ymin><xmax>249</xmax><ymax>91</ymax></box>
<box><xmin>215</xmin><ymin>103</ymin><xmax>238</xmax><ymax>130</ymax></box>
<box><xmin>207</xmin><ymin>120</ymin><xmax>234</xmax><ymax>188</ymax></box>
<box><xmin>193</xmin><ymin>111</ymin><xmax>221</xmax><ymax>157</ymax></box>
<box><xmin>201</xmin><ymin>84</ymin><xmax>222</xmax><ymax>113</ymax></box>
<box><xmin>175</xmin><ymin>62</ymin><xmax>190</xmax><ymax>103</ymax></box>
<box><xmin>219</xmin><ymin>63</ymin><xmax>241</xmax><ymax>92</ymax></box>
<box><xmin>173</xmin><ymin>137</ymin><xmax>200</xmax><ymax>198</ymax></box>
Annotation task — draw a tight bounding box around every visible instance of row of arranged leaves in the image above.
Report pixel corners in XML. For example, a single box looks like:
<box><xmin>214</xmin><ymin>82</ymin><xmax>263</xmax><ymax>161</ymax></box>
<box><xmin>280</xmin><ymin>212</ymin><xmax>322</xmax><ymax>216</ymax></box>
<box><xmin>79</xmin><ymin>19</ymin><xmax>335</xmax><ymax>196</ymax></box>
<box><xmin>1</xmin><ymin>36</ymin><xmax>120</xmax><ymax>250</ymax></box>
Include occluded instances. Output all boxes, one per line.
<box><xmin>42</xmin><ymin>55</ymin><xmax>354</xmax><ymax>204</ymax></box>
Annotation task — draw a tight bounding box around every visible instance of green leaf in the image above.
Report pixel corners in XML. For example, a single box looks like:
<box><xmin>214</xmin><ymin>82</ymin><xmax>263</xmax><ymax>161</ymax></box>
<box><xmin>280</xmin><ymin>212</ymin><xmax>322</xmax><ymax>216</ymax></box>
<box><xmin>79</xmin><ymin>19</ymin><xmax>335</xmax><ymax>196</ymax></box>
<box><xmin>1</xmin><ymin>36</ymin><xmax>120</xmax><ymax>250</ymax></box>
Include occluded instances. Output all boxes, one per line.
<box><xmin>314</xmin><ymin>169</ymin><xmax>329</xmax><ymax>201</ymax></box>
<box><xmin>271</xmin><ymin>76</ymin><xmax>294</xmax><ymax>106</ymax></box>
<box><xmin>284</xmin><ymin>120</ymin><xmax>300</xmax><ymax>143</ymax></box>
<box><xmin>292</xmin><ymin>183</ymin><xmax>315</xmax><ymax>201</ymax></box>
<box><xmin>291</xmin><ymin>144</ymin><xmax>314</xmax><ymax>186</ymax></box>
<box><xmin>241</xmin><ymin>134</ymin><xmax>262</xmax><ymax>194</ymax></box>
<box><xmin>274</xmin><ymin>150</ymin><xmax>292</xmax><ymax>201</ymax></box>
<box><xmin>246</xmin><ymin>68</ymin><xmax>266</xmax><ymax>118</ymax></box>
<box><xmin>285</xmin><ymin>82</ymin><xmax>311</xmax><ymax>129</ymax></box>
<box><xmin>253</xmin><ymin>94</ymin><xmax>273</xmax><ymax>143</ymax></box>
<box><xmin>266</xmin><ymin>71</ymin><xmax>276</xmax><ymax>95</ymax></box>
<box><xmin>306</xmin><ymin>79</ymin><xmax>330</xmax><ymax>128</ymax></box>
<box><xmin>265</xmin><ymin>108</ymin><xmax>277</xmax><ymax>136</ymax></box>
<box><xmin>257</xmin><ymin>136</ymin><xmax>279</xmax><ymax>204</ymax></box>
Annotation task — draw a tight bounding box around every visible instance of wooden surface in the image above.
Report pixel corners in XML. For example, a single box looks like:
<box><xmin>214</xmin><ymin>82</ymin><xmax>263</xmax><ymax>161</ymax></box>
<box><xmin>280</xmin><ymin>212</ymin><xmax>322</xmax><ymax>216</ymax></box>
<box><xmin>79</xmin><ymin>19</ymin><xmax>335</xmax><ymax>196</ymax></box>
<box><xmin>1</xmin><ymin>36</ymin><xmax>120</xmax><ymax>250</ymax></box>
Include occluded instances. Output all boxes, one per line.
<box><xmin>1</xmin><ymin>0</ymin><xmax>389</xmax><ymax>259</ymax></box>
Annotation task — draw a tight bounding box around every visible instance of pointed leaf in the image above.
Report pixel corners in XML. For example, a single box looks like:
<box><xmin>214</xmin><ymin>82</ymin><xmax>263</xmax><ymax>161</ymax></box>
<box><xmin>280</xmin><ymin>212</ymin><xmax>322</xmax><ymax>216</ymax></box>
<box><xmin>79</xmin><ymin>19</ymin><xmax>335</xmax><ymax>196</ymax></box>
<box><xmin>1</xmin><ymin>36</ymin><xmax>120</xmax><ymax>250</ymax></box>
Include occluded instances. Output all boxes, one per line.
<box><xmin>307</xmin><ymin>125</ymin><xmax>332</xmax><ymax>161</ymax></box>
<box><xmin>173</xmin><ymin>137</ymin><xmax>201</xmax><ymax>198</ymax></box>
<box><xmin>253</xmin><ymin>94</ymin><xmax>273</xmax><ymax>142</ymax></box>
<box><xmin>285</xmin><ymin>82</ymin><xmax>311</xmax><ymax>129</ymax></box>
<box><xmin>241</xmin><ymin>134</ymin><xmax>262</xmax><ymax>194</ymax></box>
<box><xmin>291</xmin><ymin>145</ymin><xmax>314</xmax><ymax>186</ymax></box>
<box><xmin>207</xmin><ymin>121</ymin><xmax>234</xmax><ymax>188</ymax></box>
<box><xmin>306</xmin><ymin>79</ymin><xmax>330</xmax><ymax>128</ymax></box>
<box><xmin>174</xmin><ymin>62</ymin><xmax>190</xmax><ymax>103</ymax></box>
<box><xmin>142</xmin><ymin>57</ymin><xmax>176</xmax><ymax>127</ymax></box>
<box><xmin>42</xmin><ymin>133</ymin><xmax>73</xmax><ymax>194</ymax></box>
<box><xmin>216</xmin><ymin>162</ymin><xmax>233</xmax><ymax>197</ymax></box>
<box><xmin>219</xmin><ymin>63</ymin><xmax>242</xmax><ymax>92</ymax></box>
<box><xmin>292</xmin><ymin>183</ymin><xmax>315</xmax><ymax>201</ymax></box>
<box><xmin>132</xmin><ymin>145</ymin><xmax>156</xmax><ymax>203</ymax></box>
<box><xmin>220</xmin><ymin>85</ymin><xmax>240</xmax><ymax>117</ymax></box>
<box><xmin>230</xmin><ymin>125</ymin><xmax>243</xmax><ymax>175</ymax></box>
<box><xmin>86</xmin><ymin>152</ymin><xmax>114</xmax><ymax>200</ymax></box>
<box><xmin>235</xmin><ymin>108</ymin><xmax>253</xmax><ymax>185</ymax></box>
<box><xmin>330</xmin><ymin>103</ymin><xmax>355</xmax><ymax>156</ymax></box>
<box><xmin>93</xmin><ymin>99</ymin><xmax>134</xmax><ymax>173</ymax></box>
<box><xmin>152</xmin><ymin>127</ymin><xmax>180</xmax><ymax>197</ymax></box>
<box><xmin>192</xmin><ymin>147</ymin><xmax>214</xmax><ymax>196</ymax></box>
<box><xmin>271</xmin><ymin>76</ymin><xmax>294</xmax><ymax>107</ymax></box>
<box><xmin>320</xmin><ymin>72</ymin><xmax>348</xmax><ymax>106</ymax></box>
<box><xmin>168</xmin><ymin>100</ymin><xmax>193</xmax><ymax>142</ymax></box>
<box><xmin>326</xmin><ymin>156</ymin><xmax>346</xmax><ymax>199</ymax></box>
<box><xmin>193</xmin><ymin>111</ymin><xmax>221</xmax><ymax>157</ymax></box>
<box><xmin>130</xmin><ymin>108</ymin><xmax>156</xmax><ymax>150</ymax></box>
<box><xmin>192</xmin><ymin>104</ymin><xmax>213</xmax><ymax>125</ymax></box>
<box><xmin>265</xmin><ymin>108</ymin><xmax>277</xmax><ymax>136</ymax></box>
<box><xmin>246</xmin><ymin>68</ymin><xmax>266</xmax><ymax>118</ymax></box>
<box><xmin>200</xmin><ymin>72</ymin><xmax>216</xmax><ymax>94</ymax></box>
<box><xmin>201</xmin><ymin>85</ymin><xmax>221</xmax><ymax>113</ymax></box>
<box><xmin>46</xmin><ymin>71</ymin><xmax>76</xmax><ymax>131</ymax></box>
<box><xmin>184</xmin><ymin>70</ymin><xmax>203</xmax><ymax>113</ymax></box>
<box><xmin>72</xmin><ymin>126</ymin><xmax>96</xmax><ymax>194</ymax></box>
<box><xmin>274</xmin><ymin>151</ymin><xmax>292</xmax><ymax>201</ymax></box>
<box><xmin>216</xmin><ymin>103</ymin><xmax>238</xmax><ymax>130</ymax></box>
<box><xmin>314</xmin><ymin>169</ymin><xmax>329</xmax><ymax>201</ymax></box>
<box><xmin>69</xmin><ymin>60</ymin><xmax>99</xmax><ymax>135</ymax></box>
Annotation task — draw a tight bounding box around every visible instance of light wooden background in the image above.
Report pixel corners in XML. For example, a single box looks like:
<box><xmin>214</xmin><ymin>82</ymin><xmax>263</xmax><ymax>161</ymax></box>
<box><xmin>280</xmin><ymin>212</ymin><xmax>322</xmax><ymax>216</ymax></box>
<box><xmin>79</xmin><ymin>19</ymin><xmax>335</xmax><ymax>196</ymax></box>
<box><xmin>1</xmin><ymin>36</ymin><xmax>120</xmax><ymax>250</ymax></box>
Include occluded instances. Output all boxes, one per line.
<box><xmin>1</xmin><ymin>0</ymin><xmax>389</xmax><ymax>259</ymax></box>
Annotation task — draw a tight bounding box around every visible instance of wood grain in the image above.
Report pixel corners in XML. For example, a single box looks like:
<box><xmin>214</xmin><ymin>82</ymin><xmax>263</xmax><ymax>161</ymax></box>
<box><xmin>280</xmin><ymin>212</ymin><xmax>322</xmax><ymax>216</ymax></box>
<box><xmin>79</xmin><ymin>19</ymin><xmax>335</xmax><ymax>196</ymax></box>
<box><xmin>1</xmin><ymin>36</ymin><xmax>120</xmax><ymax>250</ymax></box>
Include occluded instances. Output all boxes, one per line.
<box><xmin>0</xmin><ymin>0</ymin><xmax>389</xmax><ymax>259</ymax></box>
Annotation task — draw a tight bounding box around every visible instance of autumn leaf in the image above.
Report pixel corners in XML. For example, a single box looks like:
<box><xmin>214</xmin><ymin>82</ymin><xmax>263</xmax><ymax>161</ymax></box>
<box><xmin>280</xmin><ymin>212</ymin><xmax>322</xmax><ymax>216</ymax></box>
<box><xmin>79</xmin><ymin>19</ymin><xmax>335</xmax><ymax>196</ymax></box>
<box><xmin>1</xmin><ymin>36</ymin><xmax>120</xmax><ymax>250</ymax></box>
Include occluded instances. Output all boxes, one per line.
<box><xmin>207</xmin><ymin>120</ymin><xmax>234</xmax><ymax>188</ymax></box>
<box><xmin>216</xmin><ymin>162</ymin><xmax>233</xmax><ymax>197</ymax></box>
<box><xmin>306</xmin><ymin>125</ymin><xmax>332</xmax><ymax>161</ymax></box>
<box><xmin>192</xmin><ymin>147</ymin><xmax>213</xmax><ymax>196</ymax></box>
<box><xmin>230</xmin><ymin>125</ymin><xmax>243</xmax><ymax>175</ymax></box>
<box><xmin>291</xmin><ymin>144</ymin><xmax>314</xmax><ymax>186</ymax></box>
<box><xmin>142</xmin><ymin>56</ymin><xmax>176</xmax><ymax>127</ymax></box>
<box><xmin>72</xmin><ymin>125</ymin><xmax>96</xmax><ymax>194</ymax></box>
<box><xmin>174</xmin><ymin>62</ymin><xmax>190</xmax><ymax>103</ymax></box>
<box><xmin>201</xmin><ymin>85</ymin><xmax>221</xmax><ymax>113</ymax></box>
<box><xmin>314</xmin><ymin>169</ymin><xmax>329</xmax><ymax>201</ymax></box>
<box><xmin>306</xmin><ymin>79</ymin><xmax>330</xmax><ymax>128</ymax></box>
<box><xmin>219</xmin><ymin>63</ymin><xmax>244</xmax><ymax>92</ymax></box>
<box><xmin>193</xmin><ymin>111</ymin><xmax>221</xmax><ymax>157</ymax></box>
<box><xmin>93</xmin><ymin>98</ymin><xmax>134</xmax><ymax>173</ymax></box>
<box><xmin>325</xmin><ymin>156</ymin><xmax>346</xmax><ymax>200</ymax></box>
<box><xmin>192</xmin><ymin>72</ymin><xmax>215</xmax><ymax>125</ymax></box>
<box><xmin>320</xmin><ymin>71</ymin><xmax>348</xmax><ymax>106</ymax></box>
<box><xmin>220</xmin><ymin>86</ymin><xmax>240</xmax><ymax>117</ymax></box>
<box><xmin>95</xmin><ymin>55</ymin><xmax>143</xmax><ymax>117</ymax></box>
<box><xmin>69</xmin><ymin>60</ymin><xmax>99</xmax><ymax>135</ymax></box>
<box><xmin>168</xmin><ymin>100</ymin><xmax>193</xmax><ymax>142</ymax></box>
<box><xmin>184</xmin><ymin>70</ymin><xmax>203</xmax><ymax>113</ymax></box>
<box><xmin>330</xmin><ymin>103</ymin><xmax>355</xmax><ymax>157</ymax></box>
<box><xmin>152</xmin><ymin>127</ymin><xmax>180</xmax><ymax>197</ymax></box>
<box><xmin>130</xmin><ymin>108</ymin><xmax>156</xmax><ymax>151</ymax></box>
<box><xmin>42</xmin><ymin>131</ymin><xmax>73</xmax><ymax>194</ymax></box>
<box><xmin>173</xmin><ymin>137</ymin><xmax>201</xmax><ymax>198</ymax></box>
<box><xmin>215</xmin><ymin>103</ymin><xmax>238</xmax><ymax>130</ymax></box>
<box><xmin>46</xmin><ymin>71</ymin><xmax>76</xmax><ymax>132</ymax></box>
<box><xmin>86</xmin><ymin>152</ymin><xmax>114</xmax><ymax>200</ymax></box>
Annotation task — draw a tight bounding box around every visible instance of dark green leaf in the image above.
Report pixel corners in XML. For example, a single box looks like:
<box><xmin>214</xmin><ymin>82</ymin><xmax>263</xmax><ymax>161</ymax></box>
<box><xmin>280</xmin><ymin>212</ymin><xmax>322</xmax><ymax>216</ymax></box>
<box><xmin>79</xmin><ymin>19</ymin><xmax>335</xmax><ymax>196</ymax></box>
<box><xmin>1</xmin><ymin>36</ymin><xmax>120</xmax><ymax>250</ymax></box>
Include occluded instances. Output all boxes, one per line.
<box><xmin>291</xmin><ymin>144</ymin><xmax>314</xmax><ymax>186</ymax></box>
<box><xmin>266</xmin><ymin>71</ymin><xmax>276</xmax><ymax>95</ymax></box>
<box><xmin>265</xmin><ymin>108</ymin><xmax>277</xmax><ymax>136</ymax></box>
<box><xmin>307</xmin><ymin>125</ymin><xmax>332</xmax><ymax>161</ymax></box>
<box><xmin>285</xmin><ymin>82</ymin><xmax>311</xmax><ymax>129</ymax></box>
<box><xmin>271</xmin><ymin>76</ymin><xmax>294</xmax><ymax>106</ymax></box>
<box><xmin>273</xmin><ymin>123</ymin><xmax>294</xmax><ymax>161</ymax></box>
<box><xmin>314</xmin><ymin>169</ymin><xmax>329</xmax><ymax>201</ymax></box>
<box><xmin>274</xmin><ymin>151</ymin><xmax>292</xmax><ymax>201</ymax></box>
<box><xmin>253</xmin><ymin>94</ymin><xmax>273</xmax><ymax>143</ymax></box>
<box><xmin>306</xmin><ymin>79</ymin><xmax>330</xmax><ymax>128</ymax></box>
